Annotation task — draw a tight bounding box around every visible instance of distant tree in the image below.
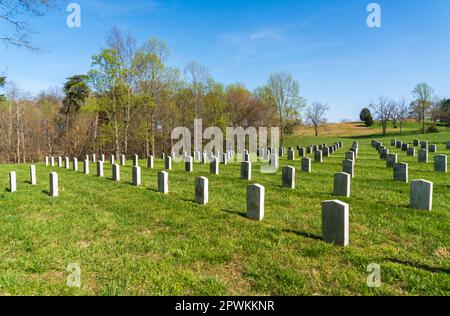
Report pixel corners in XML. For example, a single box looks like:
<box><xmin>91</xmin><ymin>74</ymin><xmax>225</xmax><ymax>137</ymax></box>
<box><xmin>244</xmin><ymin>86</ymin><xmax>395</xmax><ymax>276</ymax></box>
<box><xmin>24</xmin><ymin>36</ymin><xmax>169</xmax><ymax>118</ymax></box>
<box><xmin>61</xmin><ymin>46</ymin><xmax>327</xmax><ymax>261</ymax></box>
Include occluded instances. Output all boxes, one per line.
<box><xmin>359</xmin><ymin>107</ymin><xmax>374</xmax><ymax>126</ymax></box>
<box><xmin>306</xmin><ymin>102</ymin><xmax>329</xmax><ymax>136</ymax></box>
<box><xmin>439</xmin><ymin>99</ymin><xmax>450</xmax><ymax>126</ymax></box>
<box><xmin>63</xmin><ymin>75</ymin><xmax>90</xmax><ymax>155</ymax></box>
<box><xmin>395</xmin><ymin>98</ymin><xmax>410</xmax><ymax>135</ymax></box>
<box><xmin>0</xmin><ymin>0</ymin><xmax>54</xmax><ymax>50</ymax></box>
<box><xmin>370</xmin><ymin>96</ymin><xmax>395</xmax><ymax>135</ymax></box>
<box><xmin>0</xmin><ymin>76</ymin><xmax>5</xmax><ymax>101</ymax></box>
<box><xmin>412</xmin><ymin>83</ymin><xmax>434</xmax><ymax>134</ymax></box>
<box><xmin>266</xmin><ymin>73</ymin><xmax>305</xmax><ymax>143</ymax></box>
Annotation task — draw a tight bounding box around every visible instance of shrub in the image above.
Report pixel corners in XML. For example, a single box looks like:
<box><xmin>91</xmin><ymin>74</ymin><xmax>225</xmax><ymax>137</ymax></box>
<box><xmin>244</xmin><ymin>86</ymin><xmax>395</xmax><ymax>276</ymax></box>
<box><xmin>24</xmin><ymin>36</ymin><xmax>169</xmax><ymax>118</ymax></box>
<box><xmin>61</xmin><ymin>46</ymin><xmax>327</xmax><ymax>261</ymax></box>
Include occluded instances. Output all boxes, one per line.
<box><xmin>426</xmin><ymin>125</ymin><xmax>439</xmax><ymax>133</ymax></box>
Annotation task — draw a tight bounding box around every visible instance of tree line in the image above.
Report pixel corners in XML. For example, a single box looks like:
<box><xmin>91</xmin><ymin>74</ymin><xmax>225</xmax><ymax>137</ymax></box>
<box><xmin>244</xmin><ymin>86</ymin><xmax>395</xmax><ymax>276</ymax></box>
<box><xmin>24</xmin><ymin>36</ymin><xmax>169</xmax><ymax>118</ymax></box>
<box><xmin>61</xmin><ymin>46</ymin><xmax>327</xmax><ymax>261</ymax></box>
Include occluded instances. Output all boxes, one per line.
<box><xmin>360</xmin><ymin>82</ymin><xmax>450</xmax><ymax>135</ymax></box>
<box><xmin>0</xmin><ymin>28</ymin><xmax>316</xmax><ymax>163</ymax></box>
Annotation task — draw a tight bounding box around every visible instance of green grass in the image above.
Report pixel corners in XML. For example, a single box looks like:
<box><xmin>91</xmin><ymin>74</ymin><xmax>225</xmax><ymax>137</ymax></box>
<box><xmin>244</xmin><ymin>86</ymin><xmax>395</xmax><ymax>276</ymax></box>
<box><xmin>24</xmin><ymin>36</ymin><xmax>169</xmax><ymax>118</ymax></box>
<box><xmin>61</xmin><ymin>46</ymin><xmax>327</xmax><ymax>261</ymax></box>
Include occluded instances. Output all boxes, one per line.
<box><xmin>0</xmin><ymin>131</ymin><xmax>449</xmax><ymax>296</ymax></box>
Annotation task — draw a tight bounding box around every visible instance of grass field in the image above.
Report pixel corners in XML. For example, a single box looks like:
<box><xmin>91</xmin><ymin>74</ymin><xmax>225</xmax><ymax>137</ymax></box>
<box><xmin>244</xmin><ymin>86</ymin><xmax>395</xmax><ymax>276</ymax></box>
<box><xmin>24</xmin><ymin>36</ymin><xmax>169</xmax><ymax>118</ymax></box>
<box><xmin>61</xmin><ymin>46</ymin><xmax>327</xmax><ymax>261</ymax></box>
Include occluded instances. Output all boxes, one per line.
<box><xmin>0</xmin><ymin>128</ymin><xmax>449</xmax><ymax>295</ymax></box>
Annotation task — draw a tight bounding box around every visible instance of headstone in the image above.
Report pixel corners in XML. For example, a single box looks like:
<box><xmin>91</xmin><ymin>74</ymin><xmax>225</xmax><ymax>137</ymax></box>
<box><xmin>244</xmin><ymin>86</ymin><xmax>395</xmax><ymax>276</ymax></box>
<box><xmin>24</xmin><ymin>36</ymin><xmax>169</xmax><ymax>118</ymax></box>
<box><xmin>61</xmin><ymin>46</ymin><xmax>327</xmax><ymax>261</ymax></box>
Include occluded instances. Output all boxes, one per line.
<box><xmin>350</xmin><ymin>147</ymin><xmax>358</xmax><ymax>158</ymax></box>
<box><xmin>195</xmin><ymin>177</ymin><xmax>208</xmax><ymax>205</ymax></box>
<box><xmin>58</xmin><ymin>157</ymin><xmax>62</xmax><ymax>167</ymax></box>
<box><xmin>112</xmin><ymin>164</ymin><xmax>120</xmax><ymax>181</ymax></box>
<box><xmin>279</xmin><ymin>147</ymin><xmax>285</xmax><ymax>157</ymax></box>
<box><xmin>396</xmin><ymin>140</ymin><xmax>402</xmax><ymax>149</ymax></box>
<box><xmin>45</xmin><ymin>156</ymin><xmax>49</xmax><ymax>166</ymax></box>
<box><xmin>345</xmin><ymin>151</ymin><xmax>355</xmax><ymax>161</ymax></box>
<box><xmin>65</xmin><ymin>157</ymin><xmax>70</xmax><ymax>170</ymax></box>
<box><xmin>420</xmin><ymin>141</ymin><xmax>428</xmax><ymax>149</ymax></box>
<box><xmin>407</xmin><ymin>147</ymin><xmax>416</xmax><ymax>157</ymax></box>
<box><xmin>386</xmin><ymin>153</ymin><xmax>397</xmax><ymax>168</ymax></box>
<box><xmin>391</xmin><ymin>139</ymin><xmax>396</xmax><ymax>146</ymax></box>
<box><xmin>413</xmin><ymin>140</ymin><xmax>419</xmax><ymax>147</ymax></box>
<box><xmin>447</xmin><ymin>142</ymin><xmax>450</xmax><ymax>150</ymax></box>
<box><xmin>158</xmin><ymin>171</ymin><xmax>168</xmax><ymax>194</ymax></box>
<box><xmin>51</xmin><ymin>157</ymin><xmax>55</xmax><ymax>166</ymax></box>
<box><xmin>49</xmin><ymin>172</ymin><xmax>58</xmax><ymax>197</ymax></box>
<box><xmin>418</xmin><ymin>149</ymin><xmax>428</xmax><ymax>163</ymax></box>
<box><xmin>92</xmin><ymin>154</ymin><xmax>96</xmax><ymax>162</ymax></box>
<box><xmin>246</xmin><ymin>184</ymin><xmax>265</xmax><ymax>221</ymax></box>
<box><xmin>322</xmin><ymin>147</ymin><xmax>330</xmax><ymax>157</ymax></box>
<box><xmin>146</xmin><ymin>155</ymin><xmax>154</xmax><ymax>169</ymax></box>
<box><xmin>201</xmin><ymin>152</ymin><xmax>207</xmax><ymax>164</ymax></box>
<box><xmin>401</xmin><ymin>143</ymin><xmax>409</xmax><ymax>152</ymax></box>
<box><xmin>210</xmin><ymin>157</ymin><xmax>219</xmax><ymax>175</ymax></box>
<box><xmin>120</xmin><ymin>154</ymin><xmax>126</xmax><ymax>166</ymax></box>
<box><xmin>342</xmin><ymin>159</ymin><xmax>354</xmax><ymax>177</ymax></box>
<box><xmin>30</xmin><ymin>165</ymin><xmax>37</xmax><ymax>185</ymax></box>
<box><xmin>434</xmin><ymin>155</ymin><xmax>447</xmax><ymax>173</ymax></box>
<box><xmin>410</xmin><ymin>179</ymin><xmax>433</xmax><ymax>211</ymax></box>
<box><xmin>241</xmin><ymin>161</ymin><xmax>252</xmax><ymax>180</ymax></box>
<box><xmin>380</xmin><ymin>148</ymin><xmax>389</xmax><ymax>160</ymax></box>
<box><xmin>301</xmin><ymin>157</ymin><xmax>311</xmax><ymax>173</ymax></box>
<box><xmin>322</xmin><ymin>200</ymin><xmax>349</xmax><ymax>246</ymax></box>
<box><xmin>394</xmin><ymin>162</ymin><xmax>409</xmax><ymax>183</ymax></box>
<box><xmin>73</xmin><ymin>158</ymin><xmax>78</xmax><ymax>171</ymax></box>
<box><xmin>83</xmin><ymin>159</ymin><xmax>89</xmax><ymax>175</ymax></box>
<box><xmin>97</xmin><ymin>161</ymin><xmax>104</xmax><ymax>177</ymax></box>
<box><xmin>9</xmin><ymin>171</ymin><xmax>16</xmax><ymax>192</ymax></box>
<box><xmin>270</xmin><ymin>153</ymin><xmax>279</xmax><ymax>169</ymax></box>
<box><xmin>185</xmin><ymin>156</ymin><xmax>193</xmax><ymax>172</ymax></box>
<box><xmin>132</xmin><ymin>166</ymin><xmax>141</xmax><ymax>186</ymax></box>
<box><xmin>298</xmin><ymin>148</ymin><xmax>305</xmax><ymax>157</ymax></box>
<box><xmin>221</xmin><ymin>153</ymin><xmax>228</xmax><ymax>165</ymax></box>
<box><xmin>334</xmin><ymin>172</ymin><xmax>350</xmax><ymax>197</ymax></box>
<box><xmin>133</xmin><ymin>154</ymin><xmax>139</xmax><ymax>166</ymax></box>
<box><xmin>314</xmin><ymin>150</ymin><xmax>323</xmax><ymax>163</ymax></box>
<box><xmin>282</xmin><ymin>166</ymin><xmax>295</xmax><ymax>189</ymax></box>
<box><xmin>429</xmin><ymin>144</ymin><xmax>437</xmax><ymax>153</ymax></box>
<box><xmin>165</xmin><ymin>156</ymin><xmax>172</xmax><ymax>170</ymax></box>
<box><xmin>288</xmin><ymin>149</ymin><xmax>295</xmax><ymax>161</ymax></box>
<box><xmin>101</xmin><ymin>154</ymin><xmax>105</xmax><ymax>162</ymax></box>
<box><xmin>110</xmin><ymin>155</ymin><xmax>115</xmax><ymax>164</ymax></box>
<box><xmin>306</xmin><ymin>146</ymin><xmax>312</xmax><ymax>154</ymax></box>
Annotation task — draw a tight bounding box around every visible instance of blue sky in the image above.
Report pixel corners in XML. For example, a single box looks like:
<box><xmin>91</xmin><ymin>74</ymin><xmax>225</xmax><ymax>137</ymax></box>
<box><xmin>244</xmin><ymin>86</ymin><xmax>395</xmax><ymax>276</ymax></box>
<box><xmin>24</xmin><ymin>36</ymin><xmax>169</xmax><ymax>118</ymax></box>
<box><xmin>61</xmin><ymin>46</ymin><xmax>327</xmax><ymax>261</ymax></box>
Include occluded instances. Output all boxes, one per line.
<box><xmin>1</xmin><ymin>0</ymin><xmax>449</xmax><ymax>121</ymax></box>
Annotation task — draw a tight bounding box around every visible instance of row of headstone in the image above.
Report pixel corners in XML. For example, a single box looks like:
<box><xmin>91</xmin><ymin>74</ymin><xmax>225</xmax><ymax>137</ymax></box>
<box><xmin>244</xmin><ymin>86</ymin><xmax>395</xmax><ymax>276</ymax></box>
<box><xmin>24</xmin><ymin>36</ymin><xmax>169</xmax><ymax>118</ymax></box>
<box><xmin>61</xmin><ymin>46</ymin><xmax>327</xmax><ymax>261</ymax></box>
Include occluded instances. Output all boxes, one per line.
<box><xmin>372</xmin><ymin>140</ymin><xmax>434</xmax><ymax>210</ymax></box>
<box><xmin>375</xmin><ymin>139</ymin><xmax>447</xmax><ymax>173</ymax></box>
<box><xmin>8</xmin><ymin>167</ymin><xmax>58</xmax><ymax>197</ymax></box>
<box><xmin>245</xmin><ymin>182</ymin><xmax>350</xmax><ymax>246</ymax></box>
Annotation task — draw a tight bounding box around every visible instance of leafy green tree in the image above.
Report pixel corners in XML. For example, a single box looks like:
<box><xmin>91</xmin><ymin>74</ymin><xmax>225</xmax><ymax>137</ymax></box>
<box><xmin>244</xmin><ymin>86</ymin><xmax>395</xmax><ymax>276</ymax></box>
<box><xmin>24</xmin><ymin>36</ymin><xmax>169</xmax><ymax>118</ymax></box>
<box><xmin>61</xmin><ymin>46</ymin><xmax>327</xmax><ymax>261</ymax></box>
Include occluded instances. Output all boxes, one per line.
<box><xmin>63</xmin><ymin>75</ymin><xmax>90</xmax><ymax>154</ymax></box>
<box><xmin>359</xmin><ymin>108</ymin><xmax>374</xmax><ymax>126</ymax></box>
<box><xmin>88</xmin><ymin>48</ymin><xmax>126</xmax><ymax>156</ymax></box>
<box><xmin>266</xmin><ymin>73</ymin><xmax>305</xmax><ymax>143</ymax></box>
<box><xmin>412</xmin><ymin>83</ymin><xmax>434</xmax><ymax>134</ymax></box>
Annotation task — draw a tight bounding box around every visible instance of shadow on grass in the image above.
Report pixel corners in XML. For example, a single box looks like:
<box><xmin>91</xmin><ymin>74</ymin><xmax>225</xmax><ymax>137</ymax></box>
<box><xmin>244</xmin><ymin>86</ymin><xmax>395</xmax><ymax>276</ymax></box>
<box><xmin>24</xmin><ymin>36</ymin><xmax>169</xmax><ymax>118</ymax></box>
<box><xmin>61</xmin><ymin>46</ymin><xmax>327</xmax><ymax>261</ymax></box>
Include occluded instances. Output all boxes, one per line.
<box><xmin>41</xmin><ymin>190</ymin><xmax>50</xmax><ymax>195</ymax></box>
<box><xmin>282</xmin><ymin>228</ymin><xmax>322</xmax><ymax>241</ymax></box>
<box><xmin>383</xmin><ymin>258</ymin><xmax>450</xmax><ymax>274</ymax></box>
<box><xmin>222</xmin><ymin>209</ymin><xmax>247</xmax><ymax>218</ymax></box>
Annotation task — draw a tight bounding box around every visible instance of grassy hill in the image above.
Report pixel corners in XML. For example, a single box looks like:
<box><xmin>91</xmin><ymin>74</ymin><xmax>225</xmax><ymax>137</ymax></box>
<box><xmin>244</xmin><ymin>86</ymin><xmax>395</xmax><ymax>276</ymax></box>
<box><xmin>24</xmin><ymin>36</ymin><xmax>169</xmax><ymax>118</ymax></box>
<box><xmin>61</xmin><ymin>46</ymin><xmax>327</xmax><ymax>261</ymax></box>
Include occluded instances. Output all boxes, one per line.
<box><xmin>0</xmin><ymin>125</ymin><xmax>449</xmax><ymax>295</ymax></box>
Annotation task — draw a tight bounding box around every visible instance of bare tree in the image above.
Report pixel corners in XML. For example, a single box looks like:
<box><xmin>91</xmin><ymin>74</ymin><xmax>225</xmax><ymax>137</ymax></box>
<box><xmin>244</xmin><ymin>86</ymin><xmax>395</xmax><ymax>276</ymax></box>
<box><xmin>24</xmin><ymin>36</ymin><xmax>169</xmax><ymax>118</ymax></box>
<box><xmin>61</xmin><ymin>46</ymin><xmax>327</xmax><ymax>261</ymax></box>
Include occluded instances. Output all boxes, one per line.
<box><xmin>370</xmin><ymin>96</ymin><xmax>395</xmax><ymax>135</ymax></box>
<box><xmin>395</xmin><ymin>98</ymin><xmax>410</xmax><ymax>135</ymax></box>
<box><xmin>0</xmin><ymin>0</ymin><xmax>54</xmax><ymax>50</ymax></box>
<box><xmin>184</xmin><ymin>61</ymin><xmax>210</xmax><ymax>119</ymax></box>
<box><xmin>306</xmin><ymin>102</ymin><xmax>329</xmax><ymax>136</ymax></box>
<box><xmin>266</xmin><ymin>73</ymin><xmax>305</xmax><ymax>143</ymax></box>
